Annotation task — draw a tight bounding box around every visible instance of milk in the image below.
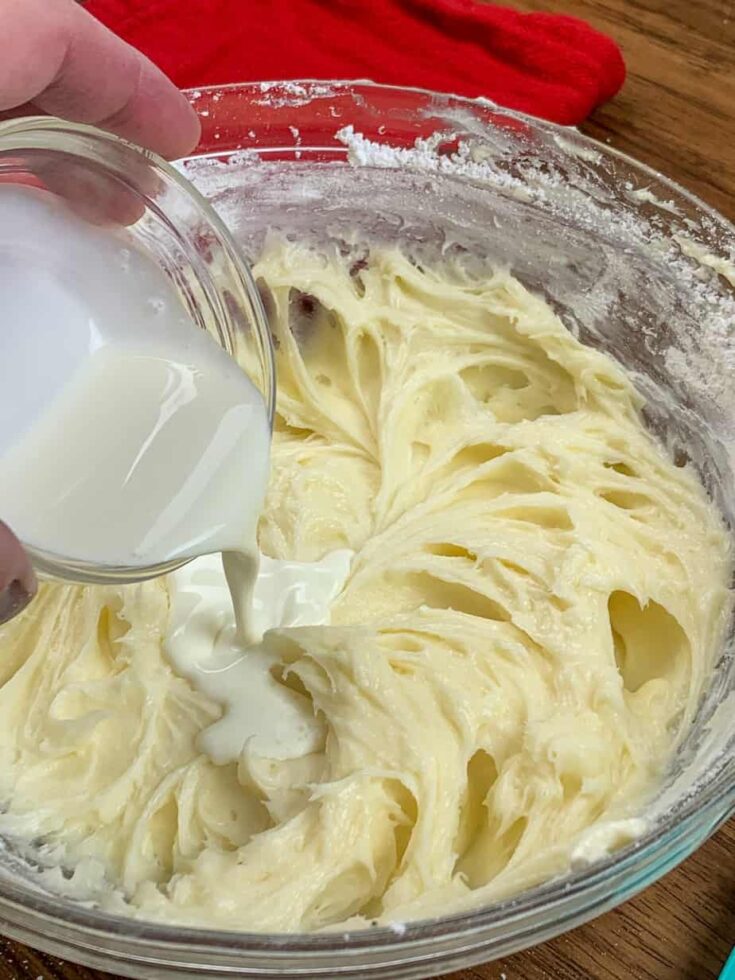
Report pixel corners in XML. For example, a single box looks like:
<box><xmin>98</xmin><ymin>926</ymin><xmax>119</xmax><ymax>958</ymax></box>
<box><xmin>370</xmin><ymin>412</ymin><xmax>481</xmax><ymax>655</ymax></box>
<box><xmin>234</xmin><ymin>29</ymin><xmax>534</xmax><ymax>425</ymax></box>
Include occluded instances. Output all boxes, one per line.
<box><xmin>0</xmin><ymin>184</ymin><xmax>270</xmax><ymax>572</ymax></box>
<box><xmin>0</xmin><ymin>183</ymin><xmax>351</xmax><ymax>762</ymax></box>
<box><xmin>165</xmin><ymin>549</ymin><xmax>353</xmax><ymax>762</ymax></box>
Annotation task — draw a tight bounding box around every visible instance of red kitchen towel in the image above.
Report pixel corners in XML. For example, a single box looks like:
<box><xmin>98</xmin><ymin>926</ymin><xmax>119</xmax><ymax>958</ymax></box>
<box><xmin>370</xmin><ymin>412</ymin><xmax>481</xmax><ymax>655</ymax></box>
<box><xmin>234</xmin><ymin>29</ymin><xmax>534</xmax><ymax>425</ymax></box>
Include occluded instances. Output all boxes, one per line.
<box><xmin>86</xmin><ymin>0</ymin><xmax>625</xmax><ymax>125</ymax></box>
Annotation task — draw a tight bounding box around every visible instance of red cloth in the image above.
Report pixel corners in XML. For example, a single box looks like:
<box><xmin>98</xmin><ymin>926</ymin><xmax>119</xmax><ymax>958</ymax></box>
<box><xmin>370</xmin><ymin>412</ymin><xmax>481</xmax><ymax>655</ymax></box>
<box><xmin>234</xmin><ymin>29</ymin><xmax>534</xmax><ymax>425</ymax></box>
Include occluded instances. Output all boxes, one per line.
<box><xmin>86</xmin><ymin>0</ymin><xmax>625</xmax><ymax>125</ymax></box>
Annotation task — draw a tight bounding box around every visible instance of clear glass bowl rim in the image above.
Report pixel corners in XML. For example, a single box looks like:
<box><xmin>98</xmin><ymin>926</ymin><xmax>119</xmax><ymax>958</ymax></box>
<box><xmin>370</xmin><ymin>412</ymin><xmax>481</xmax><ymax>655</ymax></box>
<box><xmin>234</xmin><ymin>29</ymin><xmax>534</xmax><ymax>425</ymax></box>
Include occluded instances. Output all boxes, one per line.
<box><xmin>0</xmin><ymin>79</ymin><xmax>732</xmax><ymax>975</ymax></box>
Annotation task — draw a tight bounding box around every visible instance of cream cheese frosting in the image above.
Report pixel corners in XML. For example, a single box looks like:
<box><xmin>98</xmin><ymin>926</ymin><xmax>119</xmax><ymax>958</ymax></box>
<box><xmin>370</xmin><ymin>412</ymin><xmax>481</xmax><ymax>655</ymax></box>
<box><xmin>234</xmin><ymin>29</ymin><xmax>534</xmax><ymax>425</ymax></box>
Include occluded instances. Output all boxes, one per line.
<box><xmin>0</xmin><ymin>241</ymin><xmax>730</xmax><ymax>931</ymax></box>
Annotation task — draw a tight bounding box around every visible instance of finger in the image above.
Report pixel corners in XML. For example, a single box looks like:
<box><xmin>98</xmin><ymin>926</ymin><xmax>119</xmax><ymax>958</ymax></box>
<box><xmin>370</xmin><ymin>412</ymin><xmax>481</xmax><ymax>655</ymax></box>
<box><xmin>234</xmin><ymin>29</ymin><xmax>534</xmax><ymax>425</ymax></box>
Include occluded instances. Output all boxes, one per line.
<box><xmin>0</xmin><ymin>135</ymin><xmax>148</xmax><ymax>227</ymax></box>
<box><xmin>0</xmin><ymin>0</ymin><xmax>200</xmax><ymax>159</ymax></box>
<box><xmin>0</xmin><ymin>521</ymin><xmax>37</xmax><ymax>624</ymax></box>
<box><xmin>37</xmin><ymin>159</ymin><xmax>148</xmax><ymax>226</ymax></box>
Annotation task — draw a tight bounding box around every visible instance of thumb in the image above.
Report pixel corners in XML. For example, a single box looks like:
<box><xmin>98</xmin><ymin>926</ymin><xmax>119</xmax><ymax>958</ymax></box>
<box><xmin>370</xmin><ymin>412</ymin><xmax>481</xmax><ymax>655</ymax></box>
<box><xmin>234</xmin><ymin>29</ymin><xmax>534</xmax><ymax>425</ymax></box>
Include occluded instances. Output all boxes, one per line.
<box><xmin>0</xmin><ymin>521</ymin><xmax>37</xmax><ymax>625</ymax></box>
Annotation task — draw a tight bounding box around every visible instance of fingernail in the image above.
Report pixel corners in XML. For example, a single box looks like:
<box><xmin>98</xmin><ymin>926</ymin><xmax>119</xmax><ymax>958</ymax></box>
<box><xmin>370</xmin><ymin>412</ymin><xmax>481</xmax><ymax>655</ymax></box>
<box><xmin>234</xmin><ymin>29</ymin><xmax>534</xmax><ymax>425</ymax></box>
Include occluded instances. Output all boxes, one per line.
<box><xmin>0</xmin><ymin>579</ymin><xmax>33</xmax><ymax>625</ymax></box>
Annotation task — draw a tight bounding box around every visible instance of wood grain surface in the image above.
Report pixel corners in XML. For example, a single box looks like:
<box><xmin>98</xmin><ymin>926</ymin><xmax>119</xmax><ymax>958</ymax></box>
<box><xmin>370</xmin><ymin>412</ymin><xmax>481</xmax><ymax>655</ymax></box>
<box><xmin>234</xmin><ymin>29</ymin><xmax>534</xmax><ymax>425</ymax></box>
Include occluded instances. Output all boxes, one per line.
<box><xmin>1</xmin><ymin>0</ymin><xmax>733</xmax><ymax>978</ymax></box>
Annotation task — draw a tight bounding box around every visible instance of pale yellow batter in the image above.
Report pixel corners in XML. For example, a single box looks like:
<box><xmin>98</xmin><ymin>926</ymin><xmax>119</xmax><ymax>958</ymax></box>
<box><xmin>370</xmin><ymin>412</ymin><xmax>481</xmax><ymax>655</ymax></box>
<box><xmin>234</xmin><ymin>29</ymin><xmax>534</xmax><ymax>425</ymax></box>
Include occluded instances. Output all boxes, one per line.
<box><xmin>0</xmin><ymin>242</ymin><xmax>730</xmax><ymax>931</ymax></box>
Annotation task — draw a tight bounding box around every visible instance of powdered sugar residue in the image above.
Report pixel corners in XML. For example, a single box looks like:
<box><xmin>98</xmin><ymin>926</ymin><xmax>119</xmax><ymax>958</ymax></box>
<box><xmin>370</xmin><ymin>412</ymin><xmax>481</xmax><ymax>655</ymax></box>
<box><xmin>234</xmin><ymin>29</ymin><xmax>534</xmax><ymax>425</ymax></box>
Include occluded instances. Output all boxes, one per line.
<box><xmin>332</xmin><ymin>123</ymin><xmax>735</xmax><ymax>413</ymax></box>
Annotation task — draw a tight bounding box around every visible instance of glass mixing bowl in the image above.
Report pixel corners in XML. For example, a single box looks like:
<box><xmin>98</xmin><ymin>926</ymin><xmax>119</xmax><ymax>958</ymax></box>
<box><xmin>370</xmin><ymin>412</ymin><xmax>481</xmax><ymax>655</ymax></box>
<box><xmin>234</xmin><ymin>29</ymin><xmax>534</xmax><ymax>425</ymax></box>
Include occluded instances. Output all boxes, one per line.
<box><xmin>0</xmin><ymin>82</ymin><xmax>732</xmax><ymax>978</ymax></box>
<box><xmin>0</xmin><ymin>117</ymin><xmax>274</xmax><ymax>585</ymax></box>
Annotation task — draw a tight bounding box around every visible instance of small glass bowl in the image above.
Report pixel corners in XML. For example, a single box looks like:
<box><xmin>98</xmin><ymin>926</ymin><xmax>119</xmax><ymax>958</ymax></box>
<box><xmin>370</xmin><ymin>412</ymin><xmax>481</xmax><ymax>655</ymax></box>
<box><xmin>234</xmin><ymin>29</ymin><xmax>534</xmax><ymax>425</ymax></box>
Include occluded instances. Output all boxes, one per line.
<box><xmin>0</xmin><ymin>117</ymin><xmax>275</xmax><ymax>585</ymax></box>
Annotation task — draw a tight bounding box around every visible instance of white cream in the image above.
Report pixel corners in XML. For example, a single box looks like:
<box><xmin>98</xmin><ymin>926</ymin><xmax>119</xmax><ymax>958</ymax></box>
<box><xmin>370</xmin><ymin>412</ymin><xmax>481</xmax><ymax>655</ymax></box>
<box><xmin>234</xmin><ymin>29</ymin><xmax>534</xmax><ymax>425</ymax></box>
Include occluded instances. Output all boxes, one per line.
<box><xmin>0</xmin><ymin>185</ymin><xmax>270</xmax><ymax>572</ymax></box>
<box><xmin>0</xmin><ymin>237</ymin><xmax>730</xmax><ymax>935</ymax></box>
<box><xmin>165</xmin><ymin>549</ymin><xmax>353</xmax><ymax>763</ymax></box>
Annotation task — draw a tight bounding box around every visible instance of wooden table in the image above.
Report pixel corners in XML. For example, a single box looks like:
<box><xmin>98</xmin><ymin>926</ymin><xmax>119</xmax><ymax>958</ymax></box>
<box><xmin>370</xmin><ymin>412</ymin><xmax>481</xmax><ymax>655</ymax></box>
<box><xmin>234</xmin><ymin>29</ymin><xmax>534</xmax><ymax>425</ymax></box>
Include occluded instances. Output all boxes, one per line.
<box><xmin>1</xmin><ymin>0</ymin><xmax>733</xmax><ymax>978</ymax></box>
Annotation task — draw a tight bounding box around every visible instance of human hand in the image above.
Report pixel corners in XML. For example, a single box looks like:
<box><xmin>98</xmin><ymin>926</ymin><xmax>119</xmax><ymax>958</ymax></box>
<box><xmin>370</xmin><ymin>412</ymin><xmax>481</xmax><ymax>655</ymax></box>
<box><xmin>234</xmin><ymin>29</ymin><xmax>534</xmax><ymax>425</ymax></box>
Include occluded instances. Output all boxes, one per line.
<box><xmin>0</xmin><ymin>0</ymin><xmax>200</xmax><ymax>158</ymax></box>
<box><xmin>0</xmin><ymin>522</ymin><xmax>36</xmax><ymax>625</ymax></box>
<box><xmin>0</xmin><ymin>0</ymin><xmax>200</xmax><ymax>622</ymax></box>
